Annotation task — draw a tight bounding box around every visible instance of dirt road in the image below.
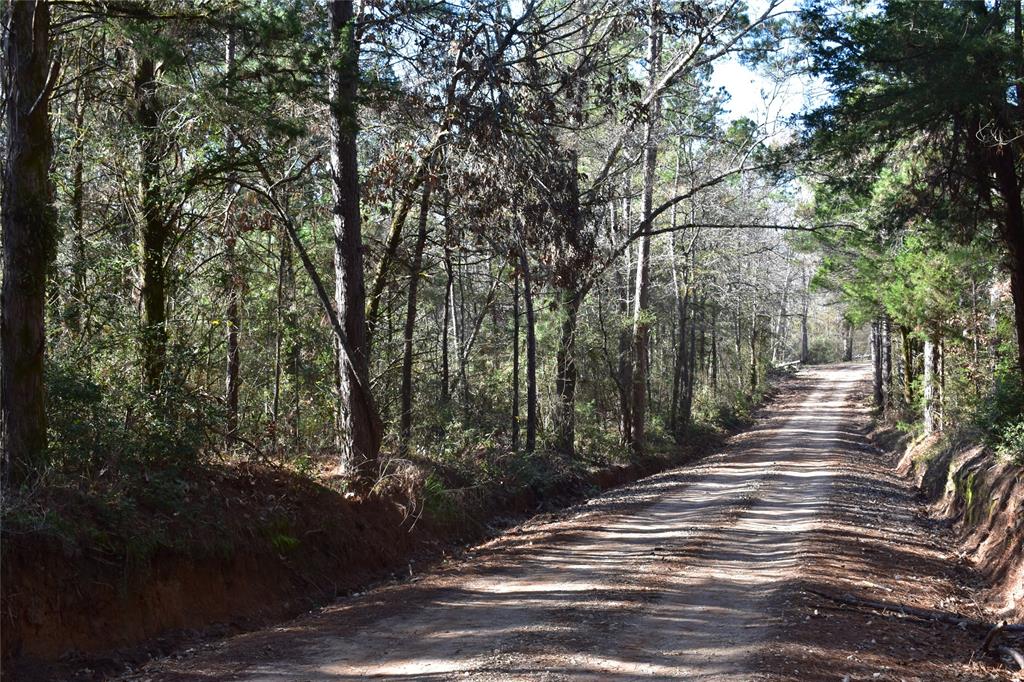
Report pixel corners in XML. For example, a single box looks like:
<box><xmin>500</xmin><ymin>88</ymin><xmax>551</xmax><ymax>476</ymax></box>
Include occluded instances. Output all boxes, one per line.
<box><xmin>130</xmin><ymin>365</ymin><xmax>1013</xmax><ymax>681</ymax></box>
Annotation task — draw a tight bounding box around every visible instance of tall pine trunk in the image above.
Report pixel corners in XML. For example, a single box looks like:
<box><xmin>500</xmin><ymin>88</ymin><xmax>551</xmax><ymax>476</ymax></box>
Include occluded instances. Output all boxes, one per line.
<box><xmin>882</xmin><ymin>317</ymin><xmax>892</xmax><ymax>408</ymax></box>
<box><xmin>552</xmin><ymin>285</ymin><xmax>583</xmax><ymax>456</ymax></box>
<box><xmin>2</xmin><ymin>0</ymin><xmax>56</xmax><ymax>483</ymax></box>
<box><xmin>134</xmin><ymin>53</ymin><xmax>169</xmax><ymax>391</ymax></box>
<box><xmin>399</xmin><ymin>184</ymin><xmax>431</xmax><ymax>457</ymax></box>
<box><xmin>67</xmin><ymin>66</ymin><xmax>88</xmax><ymax>336</ymax></box>
<box><xmin>629</xmin><ymin>0</ymin><xmax>662</xmax><ymax>456</ymax></box>
<box><xmin>518</xmin><ymin>248</ymin><xmax>538</xmax><ymax>453</ymax></box>
<box><xmin>923</xmin><ymin>334</ymin><xmax>940</xmax><ymax>434</ymax></box>
<box><xmin>799</xmin><ymin>266</ymin><xmax>810</xmax><ymax>364</ymax></box>
<box><xmin>871</xmin><ymin>320</ymin><xmax>883</xmax><ymax>408</ymax></box>
<box><xmin>899</xmin><ymin>325</ymin><xmax>915</xmax><ymax>410</ymax></box>
<box><xmin>511</xmin><ymin>269</ymin><xmax>520</xmax><ymax>453</ymax></box>
<box><xmin>440</xmin><ymin>195</ymin><xmax>453</xmax><ymax>405</ymax></box>
<box><xmin>328</xmin><ymin>0</ymin><xmax>382</xmax><ymax>477</ymax></box>
<box><xmin>617</xmin><ymin>241</ymin><xmax>633</xmax><ymax>445</ymax></box>
<box><xmin>224</xmin><ymin>31</ymin><xmax>241</xmax><ymax>448</ymax></box>
<box><xmin>989</xmin><ymin>133</ymin><xmax>1024</xmax><ymax>383</ymax></box>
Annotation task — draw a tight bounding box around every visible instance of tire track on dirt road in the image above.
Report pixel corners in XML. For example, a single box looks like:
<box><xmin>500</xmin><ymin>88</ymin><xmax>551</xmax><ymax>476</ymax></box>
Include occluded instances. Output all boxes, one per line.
<box><xmin>131</xmin><ymin>364</ymin><xmax>869</xmax><ymax>681</ymax></box>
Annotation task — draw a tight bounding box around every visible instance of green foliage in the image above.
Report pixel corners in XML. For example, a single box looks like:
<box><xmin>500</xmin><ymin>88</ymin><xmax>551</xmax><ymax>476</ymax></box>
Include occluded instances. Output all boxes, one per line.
<box><xmin>979</xmin><ymin>369</ymin><xmax>1024</xmax><ymax>464</ymax></box>
<box><xmin>995</xmin><ymin>419</ymin><xmax>1024</xmax><ymax>465</ymax></box>
<box><xmin>422</xmin><ymin>473</ymin><xmax>457</xmax><ymax>524</ymax></box>
<box><xmin>264</xmin><ymin>517</ymin><xmax>301</xmax><ymax>554</ymax></box>
<box><xmin>805</xmin><ymin>338</ymin><xmax>841</xmax><ymax>365</ymax></box>
<box><xmin>46</xmin><ymin>358</ymin><xmax>218</xmax><ymax>475</ymax></box>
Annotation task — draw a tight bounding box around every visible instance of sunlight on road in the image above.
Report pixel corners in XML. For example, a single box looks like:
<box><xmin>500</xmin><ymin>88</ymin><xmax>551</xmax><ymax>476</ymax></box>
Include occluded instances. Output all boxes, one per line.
<box><xmin>237</xmin><ymin>365</ymin><xmax>871</xmax><ymax>681</ymax></box>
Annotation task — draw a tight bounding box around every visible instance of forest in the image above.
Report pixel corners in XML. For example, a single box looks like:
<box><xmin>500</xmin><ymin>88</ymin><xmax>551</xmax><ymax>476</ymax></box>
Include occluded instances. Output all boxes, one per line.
<box><xmin>1</xmin><ymin>0</ymin><xmax>1022</xmax><ymax>679</ymax></box>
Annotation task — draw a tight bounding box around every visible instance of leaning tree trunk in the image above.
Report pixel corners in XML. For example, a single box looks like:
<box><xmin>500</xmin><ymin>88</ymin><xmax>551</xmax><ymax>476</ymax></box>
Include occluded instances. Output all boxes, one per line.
<box><xmin>328</xmin><ymin>0</ymin><xmax>382</xmax><ymax>477</ymax></box>
<box><xmin>134</xmin><ymin>53</ymin><xmax>170</xmax><ymax>392</ymax></box>
<box><xmin>399</xmin><ymin>184</ymin><xmax>431</xmax><ymax>457</ymax></box>
<box><xmin>1</xmin><ymin>0</ymin><xmax>56</xmax><ymax>484</ymax></box>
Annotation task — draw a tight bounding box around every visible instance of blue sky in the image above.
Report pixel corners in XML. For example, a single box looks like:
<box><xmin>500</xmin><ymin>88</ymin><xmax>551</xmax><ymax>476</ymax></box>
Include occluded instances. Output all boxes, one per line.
<box><xmin>710</xmin><ymin>58</ymin><xmax>825</xmax><ymax>124</ymax></box>
<box><xmin>709</xmin><ymin>0</ymin><xmax>826</xmax><ymax>125</ymax></box>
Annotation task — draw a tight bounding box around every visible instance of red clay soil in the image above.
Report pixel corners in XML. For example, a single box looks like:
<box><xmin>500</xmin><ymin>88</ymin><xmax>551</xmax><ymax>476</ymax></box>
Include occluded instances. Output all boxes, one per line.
<box><xmin>1</xmin><ymin>390</ymin><xmax>729</xmax><ymax>680</ymax></box>
<box><xmin>1</xmin><ymin>471</ymin><xmax>430</xmax><ymax>677</ymax></box>
<box><xmin>897</xmin><ymin>433</ymin><xmax>1024</xmax><ymax>624</ymax></box>
<box><xmin>105</xmin><ymin>364</ymin><xmax>1020</xmax><ymax>681</ymax></box>
<box><xmin>7</xmin><ymin>365</ymin><xmax>1020</xmax><ymax>681</ymax></box>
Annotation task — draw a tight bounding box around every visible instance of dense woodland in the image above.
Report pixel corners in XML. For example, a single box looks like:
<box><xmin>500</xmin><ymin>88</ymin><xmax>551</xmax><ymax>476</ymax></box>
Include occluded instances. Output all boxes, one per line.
<box><xmin>1</xmin><ymin>0</ymin><xmax>1021</xmax><ymax>534</ymax></box>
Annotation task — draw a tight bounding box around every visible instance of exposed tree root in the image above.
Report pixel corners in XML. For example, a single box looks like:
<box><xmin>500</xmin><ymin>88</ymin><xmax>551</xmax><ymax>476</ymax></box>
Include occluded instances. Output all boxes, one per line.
<box><xmin>996</xmin><ymin>645</ymin><xmax>1024</xmax><ymax>672</ymax></box>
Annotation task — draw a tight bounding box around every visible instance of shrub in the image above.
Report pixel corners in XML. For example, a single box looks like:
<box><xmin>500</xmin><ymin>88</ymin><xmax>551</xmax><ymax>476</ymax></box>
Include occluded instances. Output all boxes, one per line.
<box><xmin>977</xmin><ymin>369</ymin><xmax>1024</xmax><ymax>464</ymax></box>
<box><xmin>995</xmin><ymin>419</ymin><xmax>1024</xmax><ymax>464</ymax></box>
<box><xmin>45</xmin><ymin>359</ymin><xmax>220</xmax><ymax>479</ymax></box>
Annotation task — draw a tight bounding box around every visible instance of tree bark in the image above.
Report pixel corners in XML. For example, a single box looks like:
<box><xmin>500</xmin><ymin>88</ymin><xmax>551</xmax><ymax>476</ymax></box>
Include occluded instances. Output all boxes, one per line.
<box><xmin>882</xmin><ymin>317</ymin><xmax>892</xmax><ymax>408</ymax></box>
<box><xmin>440</xmin><ymin>194</ymin><xmax>453</xmax><ymax>405</ymax></box>
<box><xmin>843</xmin><ymin>319</ymin><xmax>854</xmax><ymax>362</ymax></box>
<box><xmin>511</xmin><ymin>269</ymin><xmax>520</xmax><ymax>453</ymax></box>
<box><xmin>900</xmin><ymin>324</ymin><xmax>915</xmax><ymax>410</ymax></box>
<box><xmin>224</xmin><ymin>31</ymin><xmax>241</xmax><ymax>449</ymax></box>
<box><xmin>989</xmin><ymin>139</ymin><xmax>1024</xmax><ymax>382</ymax></box>
<box><xmin>272</xmin><ymin>228</ymin><xmax>287</xmax><ymax>452</ymax></box>
<box><xmin>872</xmin><ymin>320</ymin><xmax>883</xmax><ymax>408</ymax></box>
<box><xmin>2</xmin><ymin>0</ymin><xmax>56</xmax><ymax>483</ymax></box>
<box><xmin>134</xmin><ymin>52</ymin><xmax>170</xmax><ymax>392</ymax></box>
<box><xmin>749</xmin><ymin>307</ymin><xmax>759</xmax><ymax>392</ymax></box>
<box><xmin>552</xmin><ymin>284</ymin><xmax>583</xmax><ymax>456</ymax></box>
<box><xmin>800</xmin><ymin>266</ymin><xmax>810</xmax><ymax>364</ymax></box>
<box><xmin>518</xmin><ymin>248</ymin><xmax>538</xmax><ymax>453</ymax></box>
<box><xmin>923</xmin><ymin>334</ymin><xmax>939</xmax><ymax>434</ymax></box>
<box><xmin>710</xmin><ymin>303</ymin><xmax>719</xmax><ymax>395</ymax></box>
<box><xmin>617</xmin><ymin>242</ymin><xmax>633</xmax><ymax>445</ymax></box>
<box><xmin>772</xmin><ymin>270</ymin><xmax>792</xmax><ymax>364</ymax></box>
<box><xmin>66</xmin><ymin>63</ymin><xmax>88</xmax><ymax>336</ymax></box>
<box><xmin>683</xmin><ymin>294</ymin><xmax>698</xmax><ymax>425</ymax></box>
<box><xmin>629</xmin><ymin>0</ymin><xmax>662</xmax><ymax>456</ymax></box>
<box><xmin>671</xmin><ymin>288</ymin><xmax>689</xmax><ymax>438</ymax></box>
<box><xmin>399</xmin><ymin>184</ymin><xmax>431</xmax><ymax>457</ymax></box>
<box><xmin>328</xmin><ymin>0</ymin><xmax>382</xmax><ymax>477</ymax></box>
